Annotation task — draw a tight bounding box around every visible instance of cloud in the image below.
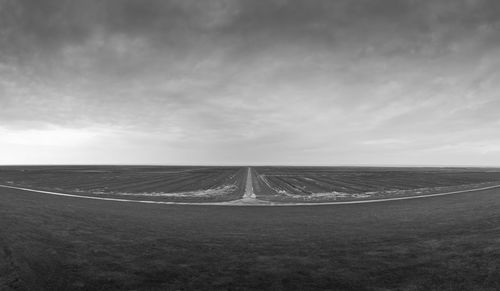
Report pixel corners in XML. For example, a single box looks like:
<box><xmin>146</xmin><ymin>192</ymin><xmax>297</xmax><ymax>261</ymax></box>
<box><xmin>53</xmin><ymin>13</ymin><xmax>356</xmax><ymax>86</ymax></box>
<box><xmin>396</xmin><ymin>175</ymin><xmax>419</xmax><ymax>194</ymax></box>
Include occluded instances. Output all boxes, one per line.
<box><xmin>429</xmin><ymin>142</ymin><xmax>500</xmax><ymax>155</ymax></box>
<box><xmin>1</xmin><ymin>0</ymin><xmax>500</xmax><ymax>165</ymax></box>
<box><xmin>362</xmin><ymin>138</ymin><xmax>410</xmax><ymax>146</ymax></box>
<box><xmin>0</xmin><ymin>126</ymin><xmax>100</xmax><ymax>147</ymax></box>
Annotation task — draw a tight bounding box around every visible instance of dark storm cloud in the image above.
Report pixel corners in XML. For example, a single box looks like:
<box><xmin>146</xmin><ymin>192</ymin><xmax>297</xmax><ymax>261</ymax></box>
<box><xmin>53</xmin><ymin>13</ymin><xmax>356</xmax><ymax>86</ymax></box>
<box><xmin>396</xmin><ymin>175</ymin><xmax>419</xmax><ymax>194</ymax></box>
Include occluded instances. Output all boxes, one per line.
<box><xmin>1</xmin><ymin>0</ymin><xmax>500</xmax><ymax>165</ymax></box>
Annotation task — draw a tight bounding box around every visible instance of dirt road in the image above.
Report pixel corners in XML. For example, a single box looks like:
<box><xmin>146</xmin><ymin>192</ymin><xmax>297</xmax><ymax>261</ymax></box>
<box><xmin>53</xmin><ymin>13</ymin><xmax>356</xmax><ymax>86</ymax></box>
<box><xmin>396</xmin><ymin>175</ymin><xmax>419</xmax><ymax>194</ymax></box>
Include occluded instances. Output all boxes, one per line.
<box><xmin>242</xmin><ymin>167</ymin><xmax>256</xmax><ymax>199</ymax></box>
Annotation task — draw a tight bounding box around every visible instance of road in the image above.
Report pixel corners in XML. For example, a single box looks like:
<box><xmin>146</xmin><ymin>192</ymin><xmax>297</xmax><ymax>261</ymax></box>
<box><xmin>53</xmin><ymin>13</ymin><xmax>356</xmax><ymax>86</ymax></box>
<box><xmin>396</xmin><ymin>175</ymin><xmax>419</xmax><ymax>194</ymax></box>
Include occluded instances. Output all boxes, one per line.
<box><xmin>2</xmin><ymin>166</ymin><xmax>500</xmax><ymax>206</ymax></box>
<box><xmin>242</xmin><ymin>167</ymin><xmax>256</xmax><ymax>199</ymax></box>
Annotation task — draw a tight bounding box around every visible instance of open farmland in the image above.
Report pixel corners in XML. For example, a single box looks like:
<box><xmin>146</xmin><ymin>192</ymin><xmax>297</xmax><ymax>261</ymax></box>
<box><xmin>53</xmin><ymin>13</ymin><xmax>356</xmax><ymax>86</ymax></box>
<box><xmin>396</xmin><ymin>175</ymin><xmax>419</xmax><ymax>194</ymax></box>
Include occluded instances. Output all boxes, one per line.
<box><xmin>0</xmin><ymin>166</ymin><xmax>247</xmax><ymax>202</ymax></box>
<box><xmin>252</xmin><ymin>167</ymin><xmax>500</xmax><ymax>202</ymax></box>
<box><xmin>2</xmin><ymin>166</ymin><xmax>500</xmax><ymax>204</ymax></box>
<box><xmin>2</xmin><ymin>182</ymin><xmax>500</xmax><ymax>290</ymax></box>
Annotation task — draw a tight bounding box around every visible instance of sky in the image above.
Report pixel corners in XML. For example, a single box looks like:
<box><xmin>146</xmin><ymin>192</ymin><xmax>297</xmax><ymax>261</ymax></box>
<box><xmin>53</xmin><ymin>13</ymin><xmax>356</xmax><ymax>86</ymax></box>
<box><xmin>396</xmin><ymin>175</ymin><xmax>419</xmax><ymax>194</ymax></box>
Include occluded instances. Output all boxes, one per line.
<box><xmin>1</xmin><ymin>0</ymin><xmax>500</xmax><ymax>166</ymax></box>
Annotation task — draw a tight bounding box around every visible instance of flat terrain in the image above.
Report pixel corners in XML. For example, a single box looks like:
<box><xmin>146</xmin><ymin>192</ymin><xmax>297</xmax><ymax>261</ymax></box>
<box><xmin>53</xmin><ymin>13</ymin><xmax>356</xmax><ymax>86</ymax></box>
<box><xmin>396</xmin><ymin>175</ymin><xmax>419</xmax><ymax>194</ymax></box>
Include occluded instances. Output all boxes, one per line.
<box><xmin>2</xmin><ymin>183</ymin><xmax>500</xmax><ymax>290</ymax></box>
<box><xmin>252</xmin><ymin>166</ymin><xmax>500</xmax><ymax>202</ymax></box>
<box><xmin>0</xmin><ymin>166</ymin><xmax>247</xmax><ymax>202</ymax></box>
<box><xmin>2</xmin><ymin>166</ymin><xmax>500</xmax><ymax>203</ymax></box>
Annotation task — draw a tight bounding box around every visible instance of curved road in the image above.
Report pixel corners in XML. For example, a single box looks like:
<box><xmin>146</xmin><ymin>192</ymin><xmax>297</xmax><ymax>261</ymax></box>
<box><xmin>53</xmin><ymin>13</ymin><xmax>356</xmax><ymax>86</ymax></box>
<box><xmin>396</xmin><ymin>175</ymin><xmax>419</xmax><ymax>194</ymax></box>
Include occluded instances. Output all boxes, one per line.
<box><xmin>1</xmin><ymin>167</ymin><xmax>500</xmax><ymax>206</ymax></box>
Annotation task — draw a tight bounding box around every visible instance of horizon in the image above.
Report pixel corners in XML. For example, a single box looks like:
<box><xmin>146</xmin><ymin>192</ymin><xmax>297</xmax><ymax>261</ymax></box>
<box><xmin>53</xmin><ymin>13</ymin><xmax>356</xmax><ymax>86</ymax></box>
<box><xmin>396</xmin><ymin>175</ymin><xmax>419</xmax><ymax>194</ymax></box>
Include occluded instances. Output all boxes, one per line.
<box><xmin>1</xmin><ymin>0</ymin><xmax>500</xmax><ymax>166</ymax></box>
<box><xmin>1</xmin><ymin>163</ymin><xmax>499</xmax><ymax>169</ymax></box>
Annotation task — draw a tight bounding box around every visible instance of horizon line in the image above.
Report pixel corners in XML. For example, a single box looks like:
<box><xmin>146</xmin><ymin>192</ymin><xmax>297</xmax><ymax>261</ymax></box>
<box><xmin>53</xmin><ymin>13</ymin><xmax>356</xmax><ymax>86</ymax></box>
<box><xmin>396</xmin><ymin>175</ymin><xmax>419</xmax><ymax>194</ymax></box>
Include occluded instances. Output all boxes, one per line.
<box><xmin>1</xmin><ymin>163</ymin><xmax>499</xmax><ymax>168</ymax></box>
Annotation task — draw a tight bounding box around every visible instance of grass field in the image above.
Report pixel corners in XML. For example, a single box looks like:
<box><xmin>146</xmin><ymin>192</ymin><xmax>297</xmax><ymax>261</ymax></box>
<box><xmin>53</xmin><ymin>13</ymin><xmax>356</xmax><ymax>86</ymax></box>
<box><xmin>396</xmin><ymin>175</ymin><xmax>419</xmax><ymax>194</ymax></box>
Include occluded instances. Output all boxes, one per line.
<box><xmin>2</xmin><ymin>178</ymin><xmax>500</xmax><ymax>290</ymax></box>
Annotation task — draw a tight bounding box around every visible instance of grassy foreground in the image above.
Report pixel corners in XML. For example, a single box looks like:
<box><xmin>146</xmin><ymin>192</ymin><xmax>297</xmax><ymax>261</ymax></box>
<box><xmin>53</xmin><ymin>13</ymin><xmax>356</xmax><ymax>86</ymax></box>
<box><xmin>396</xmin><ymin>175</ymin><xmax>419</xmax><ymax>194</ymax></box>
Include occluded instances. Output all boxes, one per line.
<box><xmin>1</xmin><ymin>187</ymin><xmax>500</xmax><ymax>290</ymax></box>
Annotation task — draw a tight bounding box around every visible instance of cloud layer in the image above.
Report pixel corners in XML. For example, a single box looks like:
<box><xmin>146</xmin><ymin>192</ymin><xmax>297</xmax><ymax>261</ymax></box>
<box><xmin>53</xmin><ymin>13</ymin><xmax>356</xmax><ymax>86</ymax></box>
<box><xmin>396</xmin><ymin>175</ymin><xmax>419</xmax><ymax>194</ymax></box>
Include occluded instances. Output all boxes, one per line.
<box><xmin>1</xmin><ymin>0</ymin><xmax>500</xmax><ymax>165</ymax></box>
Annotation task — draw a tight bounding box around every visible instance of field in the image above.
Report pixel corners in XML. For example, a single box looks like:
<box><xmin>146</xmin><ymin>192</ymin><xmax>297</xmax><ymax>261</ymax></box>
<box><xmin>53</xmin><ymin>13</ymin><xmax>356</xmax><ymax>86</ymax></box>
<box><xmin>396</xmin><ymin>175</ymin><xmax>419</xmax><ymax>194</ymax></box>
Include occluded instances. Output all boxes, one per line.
<box><xmin>2</xmin><ymin>166</ymin><xmax>500</xmax><ymax>203</ymax></box>
<box><xmin>2</xmin><ymin>166</ymin><xmax>500</xmax><ymax>290</ymax></box>
<box><xmin>252</xmin><ymin>167</ymin><xmax>500</xmax><ymax>202</ymax></box>
<box><xmin>2</xmin><ymin>182</ymin><xmax>500</xmax><ymax>290</ymax></box>
<box><xmin>0</xmin><ymin>166</ymin><xmax>247</xmax><ymax>202</ymax></box>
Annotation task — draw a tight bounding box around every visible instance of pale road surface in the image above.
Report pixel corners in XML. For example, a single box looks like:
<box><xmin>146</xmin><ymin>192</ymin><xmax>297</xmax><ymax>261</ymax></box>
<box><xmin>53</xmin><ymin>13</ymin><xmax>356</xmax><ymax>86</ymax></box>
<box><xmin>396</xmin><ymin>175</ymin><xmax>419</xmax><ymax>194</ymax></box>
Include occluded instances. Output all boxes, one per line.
<box><xmin>243</xmin><ymin>167</ymin><xmax>257</xmax><ymax>199</ymax></box>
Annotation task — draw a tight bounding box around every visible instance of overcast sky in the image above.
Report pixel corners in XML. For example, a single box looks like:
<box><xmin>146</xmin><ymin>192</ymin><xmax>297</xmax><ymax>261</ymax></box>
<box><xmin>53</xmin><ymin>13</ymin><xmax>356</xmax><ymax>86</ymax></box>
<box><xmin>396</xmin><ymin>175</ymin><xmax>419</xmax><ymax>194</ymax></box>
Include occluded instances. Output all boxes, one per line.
<box><xmin>1</xmin><ymin>0</ymin><xmax>500</xmax><ymax>166</ymax></box>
